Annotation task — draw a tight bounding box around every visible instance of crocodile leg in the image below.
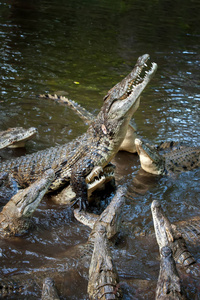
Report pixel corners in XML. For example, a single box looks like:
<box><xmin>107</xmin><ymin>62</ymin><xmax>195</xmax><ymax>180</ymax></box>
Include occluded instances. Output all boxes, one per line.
<box><xmin>70</xmin><ymin>157</ymin><xmax>94</xmax><ymax>210</ymax></box>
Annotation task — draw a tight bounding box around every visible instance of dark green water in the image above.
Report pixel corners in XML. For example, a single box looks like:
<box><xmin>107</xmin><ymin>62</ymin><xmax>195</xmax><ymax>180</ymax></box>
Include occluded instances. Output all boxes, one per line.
<box><xmin>0</xmin><ymin>0</ymin><xmax>200</xmax><ymax>299</ymax></box>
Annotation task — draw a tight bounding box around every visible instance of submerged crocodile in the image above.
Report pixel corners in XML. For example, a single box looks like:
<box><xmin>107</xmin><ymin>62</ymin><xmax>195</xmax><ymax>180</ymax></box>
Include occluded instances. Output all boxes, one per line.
<box><xmin>151</xmin><ymin>200</ymin><xmax>200</xmax><ymax>277</ymax></box>
<box><xmin>135</xmin><ymin>138</ymin><xmax>200</xmax><ymax>175</ymax></box>
<box><xmin>0</xmin><ymin>186</ymin><xmax>126</xmax><ymax>298</ymax></box>
<box><xmin>156</xmin><ymin>246</ymin><xmax>187</xmax><ymax>300</ymax></box>
<box><xmin>0</xmin><ymin>169</ymin><xmax>54</xmax><ymax>237</ymax></box>
<box><xmin>0</xmin><ymin>127</ymin><xmax>37</xmax><ymax>150</ymax></box>
<box><xmin>0</xmin><ymin>55</ymin><xmax>157</xmax><ymax>210</ymax></box>
<box><xmin>88</xmin><ymin>224</ymin><xmax>122</xmax><ymax>300</ymax></box>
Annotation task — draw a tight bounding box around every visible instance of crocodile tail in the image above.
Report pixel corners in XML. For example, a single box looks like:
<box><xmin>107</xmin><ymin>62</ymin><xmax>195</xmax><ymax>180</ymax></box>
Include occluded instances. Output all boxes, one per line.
<box><xmin>38</xmin><ymin>94</ymin><xmax>94</xmax><ymax>125</ymax></box>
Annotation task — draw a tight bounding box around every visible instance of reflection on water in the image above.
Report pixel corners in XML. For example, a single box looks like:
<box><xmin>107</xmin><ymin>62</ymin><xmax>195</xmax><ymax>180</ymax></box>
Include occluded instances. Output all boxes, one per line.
<box><xmin>0</xmin><ymin>0</ymin><xmax>200</xmax><ymax>298</ymax></box>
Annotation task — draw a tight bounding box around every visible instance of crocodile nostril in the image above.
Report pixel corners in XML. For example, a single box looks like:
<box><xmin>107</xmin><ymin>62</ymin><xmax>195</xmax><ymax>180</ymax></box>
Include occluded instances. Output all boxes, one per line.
<box><xmin>151</xmin><ymin>200</ymin><xmax>161</xmax><ymax>209</ymax></box>
<box><xmin>161</xmin><ymin>246</ymin><xmax>172</xmax><ymax>258</ymax></box>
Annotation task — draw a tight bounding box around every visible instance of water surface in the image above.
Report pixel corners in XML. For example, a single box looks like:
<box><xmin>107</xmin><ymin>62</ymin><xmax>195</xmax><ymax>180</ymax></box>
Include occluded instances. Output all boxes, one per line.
<box><xmin>0</xmin><ymin>0</ymin><xmax>200</xmax><ymax>299</ymax></box>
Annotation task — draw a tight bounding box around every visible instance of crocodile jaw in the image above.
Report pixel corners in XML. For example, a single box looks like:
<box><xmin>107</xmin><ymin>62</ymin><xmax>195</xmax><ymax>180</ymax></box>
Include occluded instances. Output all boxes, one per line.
<box><xmin>135</xmin><ymin>138</ymin><xmax>165</xmax><ymax>175</ymax></box>
<box><xmin>106</xmin><ymin>59</ymin><xmax>157</xmax><ymax>122</ymax></box>
<box><xmin>50</xmin><ymin>164</ymin><xmax>115</xmax><ymax>205</ymax></box>
<box><xmin>151</xmin><ymin>200</ymin><xmax>174</xmax><ymax>250</ymax></box>
<box><xmin>0</xmin><ymin>127</ymin><xmax>37</xmax><ymax>149</ymax></box>
<box><xmin>0</xmin><ymin>169</ymin><xmax>55</xmax><ymax>237</ymax></box>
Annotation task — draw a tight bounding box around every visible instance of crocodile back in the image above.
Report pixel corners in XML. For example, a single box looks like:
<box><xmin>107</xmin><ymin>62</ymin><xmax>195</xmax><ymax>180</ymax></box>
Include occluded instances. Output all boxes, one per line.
<box><xmin>0</xmin><ymin>136</ymin><xmax>84</xmax><ymax>188</ymax></box>
<box><xmin>174</xmin><ymin>215</ymin><xmax>200</xmax><ymax>244</ymax></box>
<box><xmin>164</xmin><ymin>146</ymin><xmax>200</xmax><ymax>173</ymax></box>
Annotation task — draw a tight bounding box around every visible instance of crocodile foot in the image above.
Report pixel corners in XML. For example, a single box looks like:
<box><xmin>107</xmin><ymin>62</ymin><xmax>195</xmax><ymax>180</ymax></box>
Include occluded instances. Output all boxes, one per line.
<box><xmin>71</xmin><ymin>196</ymin><xmax>89</xmax><ymax>211</ymax></box>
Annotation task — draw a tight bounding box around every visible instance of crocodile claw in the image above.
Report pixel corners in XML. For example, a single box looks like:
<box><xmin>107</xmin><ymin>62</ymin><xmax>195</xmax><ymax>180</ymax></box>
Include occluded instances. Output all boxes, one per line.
<box><xmin>71</xmin><ymin>197</ymin><xmax>89</xmax><ymax>211</ymax></box>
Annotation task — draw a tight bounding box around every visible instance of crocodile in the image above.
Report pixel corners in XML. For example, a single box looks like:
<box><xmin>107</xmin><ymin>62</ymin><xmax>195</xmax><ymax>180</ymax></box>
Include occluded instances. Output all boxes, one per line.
<box><xmin>74</xmin><ymin>184</ymin><xmax>126</xmax><ymax>239</ymax></box>
<box><xmin>0</xmin><ymin>54</ymin><xmax>157</xmax><ymax>210</ymax></box>
<box><xmin>0</xmin><ymin>186</ymin><xmax>126</xmax><ymax>298</ymax></box>
<box><xmin>0</xmin><ymin>127</ymin><xmax>37</xmax><ymax>149</ymax></box>
<box><xmin>39</xmin><ymin>93</ymin><xmax>138</xmax><ymax>154</ymax></box>
<box><xmin>156</xmin><ymin>246</ymin><xmax>187</xmax><ymax>300</ymax></box>
<box><xmin>88</xmin><ymin>224</ymin><xmax>122</xmax><ymax>300</ymax></box>
<box><xmin>151</xmin><ymin>200</ymin><xmax>200</xmax><ymax>277</ymax></box>
<box><xmin>41</xmin><ymin>277</ymin><xmax>60</xmax><ymax>300</ymax></box>
<box><xmin>135</xmin><ymin>138</ymin><xmax>200</xmax><ymax>175</ymax></box>
<box><xmin>173</xmin><ymin>215</ymin><xmax>200</xmax><ymax>245</ymax></box>
<box><xmin>0</xmin><ymin>169</ymin><xmax>54</xmax><ymax>237</ymax></box>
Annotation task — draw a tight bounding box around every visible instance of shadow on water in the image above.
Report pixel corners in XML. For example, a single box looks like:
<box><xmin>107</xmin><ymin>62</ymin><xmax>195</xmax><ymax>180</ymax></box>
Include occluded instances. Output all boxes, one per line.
<box><xmin>0</xmin><ymin>0</ymin><xmax>200</xmax><ymax>298</ymax></box>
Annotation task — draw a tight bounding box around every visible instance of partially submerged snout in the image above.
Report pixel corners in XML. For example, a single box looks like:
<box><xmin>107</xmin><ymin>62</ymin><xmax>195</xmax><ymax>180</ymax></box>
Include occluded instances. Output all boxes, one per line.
<box><xmin>151</xmin><ymin>199</ymin><xmax>162</xmax><ymax>210</ymax></box>
<box><xmin>151</xmin><ymin>200</ymin><xmax>174</xmax><ymax>249</ymax></box>
<box><xmin>0</xmin><ymin>169</ymin><xmax>55</xmax><ymax>237</ymax></box>
<box><xmin>160</xmin><ymin>245</ymin><xmax>172</xmax><ymax>258</ymax></box>
<box><xmin>135</xmin><ymin>138</ymin><xmax>165</xmax><ymax>175</ymax></box>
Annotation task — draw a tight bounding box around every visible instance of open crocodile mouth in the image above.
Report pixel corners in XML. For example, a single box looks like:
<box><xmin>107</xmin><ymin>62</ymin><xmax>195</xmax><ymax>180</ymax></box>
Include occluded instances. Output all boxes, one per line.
<box><xmin>119</xmin><ymin>55</ymin><xmax>156</xmax><ymax>100</ymax></box>
<box><xmin>86</xmin><ymin>163</ymin><xmax>115</xmax><ymax>192</ymax></box>
<box><xmin>103</xmin><ymin>54</ymin><xmax>157</xmax><ymax>118</ymax></box>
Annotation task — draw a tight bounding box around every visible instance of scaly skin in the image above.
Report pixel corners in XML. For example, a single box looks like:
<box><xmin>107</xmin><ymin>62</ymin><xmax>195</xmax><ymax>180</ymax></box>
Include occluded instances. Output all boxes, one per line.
<box><xmin>0</xmin><ymin>169</ymin><xmax>55</xmax><ymax>237</ymax></box>
<box><xmin>88</xmin><ymin>225</ymin><xmax>122</xmax><ymax>300</ymax></box>
<box><xmin>41</xmin><ymin>277</ymin><xmax>60</xmax><ymax>300</ymax></box>
<box><xmin>135</xmin><ymin>138</ymin><xmax>200</xmax><ymax>175</ymax></box>
<box><xmin>75</xmin><ymin>184</ymin><xmax>126</xmax><ymax>238</ymax></box>
<box><xmin>50</xmin><ymin>163</ymin><xmax>116</xmax><ymax>205</ymax></box>
<box><xmin>0</xmin><ymin>172</ymin><xmax>18</xmax><ymax>202</ymax></box>
<box><xmin>156</xmin><ymin>246</ymin><xmax>187</xmax><ymax>300</ymax></box>
<box><xmin>0</xmin><ymin>55</ymin><xmax>157</xmax><ymax>210</ymax></box>
<box><xmin>0</xmin><ymin>127</ymin><xmax>37</xmax><ymax>149</ymax></box>
<box><xmin>0</xmin><ymin>186</ymin><xmax>126</xmax><ymax>298</ymax></box>
<box><xmin>151</xmin><ymin>200</ymin><xmax>200</xmax><ymax>277</ymax></box>
<box><xmin>174</xmin><ymin>215</ymin><xmax>200</xmax><ymax>244</ymax></box>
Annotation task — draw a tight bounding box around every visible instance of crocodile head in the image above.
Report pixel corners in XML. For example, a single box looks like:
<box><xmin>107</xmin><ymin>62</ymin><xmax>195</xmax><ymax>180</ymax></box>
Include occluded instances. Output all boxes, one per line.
<box><xmin>156</xmin><ymin>246</ymin><xmax>187</xmax><ymax>300</ymax></box>
<box><xmin>76</xmin><ymin>185</ymin><xmax>126</xmax><ymax>240</ymax></box>
<box><xmin>135</xmin><ymin>138</ymin><xmax>166</xmax><ymax>175</ymax></box>
<box><xmin>151</xmin><ymin>200</ymin><xmax>197</xmax><ymax>274</ymax></box>
<box><xmin>0</xmin><ymin>169</ymin><xmax>55</xmax><ymax>237</ymax></box>
<box><xmin>151</xmin><ymin>200</ymin><xmax>175</xmax><ymax>250</ymax></box>
<box><xmin>0</xmin><ymin>127</ymin><xmax>37</xmax><ymax>149</ymax></box>
<box><xmin>95</xmin><ymin>54</ymin><xmax>157</xmax><ymax>154</ymax></box>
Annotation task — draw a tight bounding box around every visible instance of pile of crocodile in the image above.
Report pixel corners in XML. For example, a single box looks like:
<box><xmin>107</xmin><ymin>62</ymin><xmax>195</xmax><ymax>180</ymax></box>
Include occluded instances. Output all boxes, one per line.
<box><xmin>0</xmin><ymin>54</ymin><xmax>199</xmax><ymax>299</ymax></box>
